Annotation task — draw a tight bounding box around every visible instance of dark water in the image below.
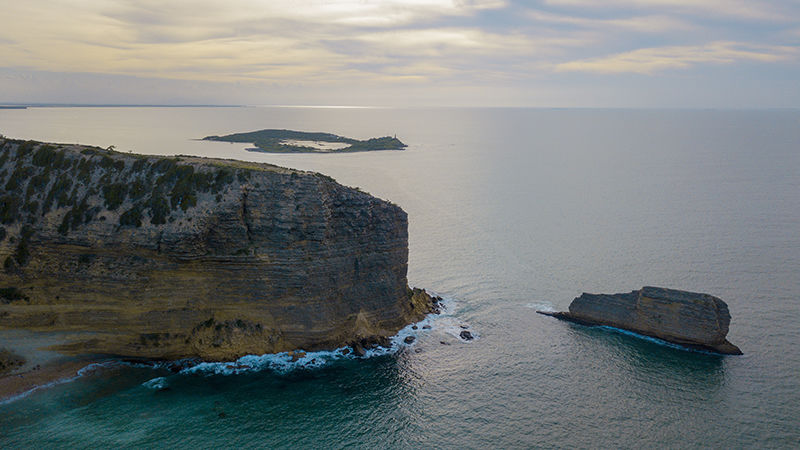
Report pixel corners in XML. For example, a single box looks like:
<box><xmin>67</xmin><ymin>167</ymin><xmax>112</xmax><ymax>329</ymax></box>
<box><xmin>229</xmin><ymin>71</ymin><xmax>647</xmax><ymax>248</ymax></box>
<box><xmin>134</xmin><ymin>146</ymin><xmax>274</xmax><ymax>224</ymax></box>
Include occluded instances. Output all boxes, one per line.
<box><xmin>1</xmin><ymin>107</ymin><xmax>799</xmax><ymax>448</ymax></box>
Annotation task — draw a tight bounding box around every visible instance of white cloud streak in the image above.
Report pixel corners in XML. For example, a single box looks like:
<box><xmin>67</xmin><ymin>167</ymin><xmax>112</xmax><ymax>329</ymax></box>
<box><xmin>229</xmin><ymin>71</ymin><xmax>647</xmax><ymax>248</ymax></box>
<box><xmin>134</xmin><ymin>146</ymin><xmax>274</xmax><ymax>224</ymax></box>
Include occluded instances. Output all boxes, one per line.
<box><xmin>555</xmin><ymin>41</ymin><xmax>798</xmax><ymax>74</ymax></box>
<box><xmin>542</xmin><ymin>0</ymin><xmax>798</xmax><ymax>22</ymax></box>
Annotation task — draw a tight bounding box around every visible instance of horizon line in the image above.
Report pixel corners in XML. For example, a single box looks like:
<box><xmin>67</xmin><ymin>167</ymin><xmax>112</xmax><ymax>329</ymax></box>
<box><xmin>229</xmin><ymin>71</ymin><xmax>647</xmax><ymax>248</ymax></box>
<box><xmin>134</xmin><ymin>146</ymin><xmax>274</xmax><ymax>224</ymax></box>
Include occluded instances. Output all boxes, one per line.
<box><xmin>1</xmin><ymin>103</ymin><xmax>799</xmax><ymax>111</ymax></box>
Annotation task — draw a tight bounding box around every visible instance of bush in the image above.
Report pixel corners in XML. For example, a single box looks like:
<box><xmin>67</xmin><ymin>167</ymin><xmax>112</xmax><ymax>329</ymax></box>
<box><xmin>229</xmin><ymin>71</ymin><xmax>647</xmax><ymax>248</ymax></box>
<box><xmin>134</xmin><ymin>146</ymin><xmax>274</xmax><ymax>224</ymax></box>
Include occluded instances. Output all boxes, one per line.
<box><xmin>16</xmin><ymin>141</ymin><xmax>36</xmax><ymax>157</ymax></box>
<box><xmin>0</xmin><ymin>196</ymin><xmax>21</xmax><ymax>224</ymax></box>
<box><xmin>129</xmin><ymin>179</ymin><xmax>148</xmax><ymax>200</ymax></box>
<box><xmin>31</xmin><ymin>145</ymin><xmax>65</xmax><ymax>168</ymax></box>
<box><xmin>119</xmin><ymin>205</ymin><xmax>142</xmax><ymax>228</ymax></box>
<box><xmin>5</xmin><ymin>166</ymin><xmax>34</xmax><ymax>191</ymax></box>
<box><xmin>43</xmin><ymin>175</ymin><xmax>73</xmax><ymax>214</ymax></box>
<box><xmin>148</xmin><ymin>193</ymin><xmax>170</xmax><ymax>225</ymax></box>
<box><xmin>58</xmin><ymin>201</ymin><xmax>89</xmax><ymax>234</ymax></box>
<box><xmin>102</xmin><ymin>183</ymin><xmax>128</xmax><ymax>210</ymax></box>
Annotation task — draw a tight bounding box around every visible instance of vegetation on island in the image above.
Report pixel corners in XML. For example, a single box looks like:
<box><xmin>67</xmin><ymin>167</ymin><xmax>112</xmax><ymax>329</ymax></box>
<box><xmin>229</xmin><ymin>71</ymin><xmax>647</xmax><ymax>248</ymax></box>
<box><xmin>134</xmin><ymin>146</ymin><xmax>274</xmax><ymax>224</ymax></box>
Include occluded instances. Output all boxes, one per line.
<box><xmin>0</xmin><ymin>138</ymin><xmax>260</xmax><ymax>273</ymax></box>
<box><xmin>202</xmin><ymin>129</ymin><xmax>407</xmax><ymax>153</ymax></box>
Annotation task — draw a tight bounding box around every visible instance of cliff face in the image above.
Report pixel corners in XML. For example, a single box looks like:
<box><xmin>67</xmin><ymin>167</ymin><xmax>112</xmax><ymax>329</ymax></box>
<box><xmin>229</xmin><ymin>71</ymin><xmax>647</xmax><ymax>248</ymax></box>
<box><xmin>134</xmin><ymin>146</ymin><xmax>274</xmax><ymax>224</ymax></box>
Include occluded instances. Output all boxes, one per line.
<box><xmin>0</xmin><ymin>138</ymin><xmax>433</xmax><ymax>360</ymax></box>
<box><xmin>542</xmin><ymin>286</ymin><xmax>741</xmax><ymax>355</ymax></box>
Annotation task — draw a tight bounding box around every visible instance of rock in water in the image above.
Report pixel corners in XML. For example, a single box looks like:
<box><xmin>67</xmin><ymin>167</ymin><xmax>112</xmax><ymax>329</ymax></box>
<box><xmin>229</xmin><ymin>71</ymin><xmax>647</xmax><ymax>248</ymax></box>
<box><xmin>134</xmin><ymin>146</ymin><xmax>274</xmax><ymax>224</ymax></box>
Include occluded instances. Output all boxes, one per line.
<box><xmin>0</xmin><ymin>138</ymin><xmax>437</xmax><ymax>360</ymax></box>
<box><xmin>538</xmin><ymin>286</ymin><xmax>742</xmax><ymax>355</ymax></box>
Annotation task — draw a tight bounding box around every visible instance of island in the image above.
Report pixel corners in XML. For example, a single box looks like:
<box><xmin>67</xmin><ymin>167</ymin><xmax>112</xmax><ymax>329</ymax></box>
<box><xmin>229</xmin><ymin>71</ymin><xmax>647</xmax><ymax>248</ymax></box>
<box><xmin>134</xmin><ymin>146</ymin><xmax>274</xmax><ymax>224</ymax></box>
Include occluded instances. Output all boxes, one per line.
<box><xmin>202</xmin><ymin>129</ymin><xmax>407</xmax><ymax>153</ymax></box>
<box><xmin>538</xmin><ymin>286</ymin><xmax>742</xmax><ymax>355</ymax></box>
<box><xmin>0</xmin><ymin>137</ymin><xmax>438</xmax><ymax>397</ymax></box>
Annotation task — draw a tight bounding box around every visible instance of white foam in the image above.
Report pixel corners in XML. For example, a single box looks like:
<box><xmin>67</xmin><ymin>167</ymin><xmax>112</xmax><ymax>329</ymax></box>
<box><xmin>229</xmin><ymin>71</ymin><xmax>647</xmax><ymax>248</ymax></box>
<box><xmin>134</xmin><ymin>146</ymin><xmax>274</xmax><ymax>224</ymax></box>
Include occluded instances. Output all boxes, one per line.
<box><xmin>181</xmin><ymin>294</ymin><xmax>477</xmax><ymax>375</ymax></box>
<box><xmin>598</xmin><ymin>326</ymin><xmax>718</xmax><ymax>355</ymax></box>
<box><xmin>525</xmin><ymin>302</ymin><xmax>556</xmax><ymax>312</ymax></box>
<box><xmin>142</xmin><ymin>376</ymin><xmax>168</xmax><ymax>390</ymax></box>
<box><xmin>0</xmin><ymin>361</ymin><xmax>118</xmax><ymax>406</ymax></box>
<box><xmin>1</xmin><ymin>294</ymin><xmax>477</xmax><ymax>401</ymax></box>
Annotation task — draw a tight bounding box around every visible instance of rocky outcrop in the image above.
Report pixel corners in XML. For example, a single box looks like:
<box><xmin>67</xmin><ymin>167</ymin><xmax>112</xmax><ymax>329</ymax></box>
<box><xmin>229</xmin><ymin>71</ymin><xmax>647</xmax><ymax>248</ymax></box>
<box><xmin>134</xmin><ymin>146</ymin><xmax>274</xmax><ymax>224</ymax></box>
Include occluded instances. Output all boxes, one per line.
<box><xmin>0</xmin><ymin>138</ymin><xmax>435</xmax><ymax>360</ymax></box>
<box><xmin>0</xmin><ymin>348</ymin><xmax>25</xmax><ymax>375</ymax></box>
<box><xmin>539</xmin><ymin>286</ymin><xmax>742</xmax><ymax>354</ymax></box>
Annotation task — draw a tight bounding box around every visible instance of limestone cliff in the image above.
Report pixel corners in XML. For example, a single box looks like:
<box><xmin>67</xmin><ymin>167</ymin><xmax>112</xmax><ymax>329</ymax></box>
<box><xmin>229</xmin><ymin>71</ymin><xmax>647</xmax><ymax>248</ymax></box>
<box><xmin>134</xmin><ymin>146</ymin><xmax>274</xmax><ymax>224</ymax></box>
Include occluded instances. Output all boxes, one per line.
<box><xmin>540</xmin><ymin>286</ymin><xmax>742</xmax><ymax>355</ymax></box>
<box><xmin>0</xmin><ymin>138</ymin><xmax>435</xmax><ymax>360</ymax></box>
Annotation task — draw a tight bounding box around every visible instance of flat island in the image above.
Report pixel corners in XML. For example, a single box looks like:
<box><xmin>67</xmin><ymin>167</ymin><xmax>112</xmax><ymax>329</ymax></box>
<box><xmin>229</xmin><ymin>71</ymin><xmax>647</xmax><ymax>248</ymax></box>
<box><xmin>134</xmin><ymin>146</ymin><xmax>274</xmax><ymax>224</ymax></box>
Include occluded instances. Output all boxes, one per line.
<box><xmin>203</xmin><ymin>129</ymin><xmax>407</xmax><ymax>153</ymax></box>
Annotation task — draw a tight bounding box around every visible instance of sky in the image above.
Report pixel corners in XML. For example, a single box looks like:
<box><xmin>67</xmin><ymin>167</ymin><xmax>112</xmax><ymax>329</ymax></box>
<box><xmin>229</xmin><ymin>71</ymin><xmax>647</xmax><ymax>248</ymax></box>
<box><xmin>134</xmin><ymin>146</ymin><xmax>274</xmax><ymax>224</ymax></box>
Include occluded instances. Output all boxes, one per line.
<box><xmin>0</xmin><ymin>0</ymin><xmax>799</xmax><ymax>107</ymax></box>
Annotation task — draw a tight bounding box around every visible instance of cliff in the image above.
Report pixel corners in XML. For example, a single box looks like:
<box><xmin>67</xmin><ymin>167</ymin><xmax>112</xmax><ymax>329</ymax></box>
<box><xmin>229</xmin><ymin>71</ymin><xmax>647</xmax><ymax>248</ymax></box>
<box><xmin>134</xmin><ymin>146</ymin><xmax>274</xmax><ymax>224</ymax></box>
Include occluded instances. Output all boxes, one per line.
<box><xmin>0</xmin><ymin>138</ymin><xmax>435</xmax><ymax>360</ymax></box>
<box><xmin>539</xmin><ymin>286</ymin><xmax>742</xmax><ymax>355</ymax></box>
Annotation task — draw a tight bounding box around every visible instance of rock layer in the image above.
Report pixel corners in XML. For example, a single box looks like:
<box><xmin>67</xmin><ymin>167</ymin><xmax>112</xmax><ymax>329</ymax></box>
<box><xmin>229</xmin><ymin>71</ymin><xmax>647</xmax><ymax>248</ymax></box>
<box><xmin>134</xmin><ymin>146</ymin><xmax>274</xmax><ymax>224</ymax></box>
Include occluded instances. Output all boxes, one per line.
<box><xmin>0</xmin><ymin>138</ymin><xmax>435</xmax><ymax>360</ymax></box>
<box><xmin>540</xmin><ymin>286</ymin><xmax>742</xmax><ymax>354</ymax></box>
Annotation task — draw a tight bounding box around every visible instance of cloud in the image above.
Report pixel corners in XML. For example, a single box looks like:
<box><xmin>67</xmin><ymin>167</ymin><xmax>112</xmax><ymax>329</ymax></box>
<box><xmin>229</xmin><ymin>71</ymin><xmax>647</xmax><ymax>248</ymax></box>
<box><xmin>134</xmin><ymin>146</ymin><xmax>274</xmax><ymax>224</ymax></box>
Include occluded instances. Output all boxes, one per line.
<box><xmin>1</xmin><ymin>0</ymin><xmax>799</xmax><ymax>106</ymax></box>
<box><xmin>542</xmin><ymin>0</ymin><xmax>797</xmax><ymax>22</ymax></box>
<box><xmin>526</xmin><ymin>10</ymin><xmax>694</xmax><ymax>34</ymax></box>
<box><xmin>555</xmin><ymin>41</ymin><xmax>798</xmax><ymax>74</ymax></box>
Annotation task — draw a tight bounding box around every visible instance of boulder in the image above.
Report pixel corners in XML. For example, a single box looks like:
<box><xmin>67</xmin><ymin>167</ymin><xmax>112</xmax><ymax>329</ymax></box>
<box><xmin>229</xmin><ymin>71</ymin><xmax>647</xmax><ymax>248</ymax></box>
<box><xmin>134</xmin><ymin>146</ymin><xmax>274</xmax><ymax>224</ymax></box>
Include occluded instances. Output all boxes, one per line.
<box><xmin>539</xmin><ymin>286</ymin><xmax>741</xmax><ymax>355</ymax></box>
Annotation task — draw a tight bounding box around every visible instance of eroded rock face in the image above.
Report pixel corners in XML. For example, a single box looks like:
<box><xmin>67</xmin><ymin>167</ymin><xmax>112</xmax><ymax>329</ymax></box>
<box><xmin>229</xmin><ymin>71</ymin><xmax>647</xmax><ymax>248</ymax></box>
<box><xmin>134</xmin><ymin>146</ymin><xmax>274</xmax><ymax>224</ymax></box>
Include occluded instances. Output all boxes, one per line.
<box><xmin>541</xmin><ymin>286</ymin><xmax>742</xmax><ymax>354</ymax></box>
<box><xmin>0</xmin><ymin>348</ymin><xmax>25</xmax><ymax>375</ymax></box>
<box><xmin>0</xmin><ymin>138</ymin><xmax>433</xmax><ymax>360</ymax></box>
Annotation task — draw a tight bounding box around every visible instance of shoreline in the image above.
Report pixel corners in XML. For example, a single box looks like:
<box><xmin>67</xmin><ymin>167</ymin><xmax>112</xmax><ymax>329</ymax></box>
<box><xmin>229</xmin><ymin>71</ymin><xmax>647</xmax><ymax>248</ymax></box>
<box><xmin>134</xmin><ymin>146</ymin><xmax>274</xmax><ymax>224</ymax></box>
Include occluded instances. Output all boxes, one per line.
<box><xmin>0</xmin><ymin>357</ymin><xmax>98</xmax><ymax>404</ymax></box>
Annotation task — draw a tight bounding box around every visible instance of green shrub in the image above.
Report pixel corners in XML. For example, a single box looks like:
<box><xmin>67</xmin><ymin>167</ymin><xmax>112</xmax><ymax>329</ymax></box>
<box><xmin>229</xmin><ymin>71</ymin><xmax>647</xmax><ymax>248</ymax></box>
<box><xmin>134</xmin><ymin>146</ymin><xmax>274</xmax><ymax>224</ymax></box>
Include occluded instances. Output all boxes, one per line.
<box><xmin>119</xmin><ymin>205</ymin><xmax>142</xmax><ymax>227</ymax></box>
<box><xmin>98</xmin><ymin>155</ymin><xmax>115</xmax><ymax>169</ymax></box>
<box><xmin>129</xmin><ymin>179</ymin><xmax>148</xmax><ymax>200</ymax></box>
<box><xmin>31</xmin><ymin>145</ymin><xmax>65</xmax><ymax>168</ymax></box>
<box><xmin>77</xmin><ymin>159</ymin><xmax>94</xmax><ymax>184</ymax></box>
<box><xmin>212</xmin><ymin>169</ymin><xmax>234</xmax><ymax>192</ymax></box>
<box><xmin>24</xmin><ymin>200</ymin><xmax>39</xmax><ymax>215</ymax></box>
<box><xmin>148</xmin><ymin>193</ymin><xmax>170</xmax><ymax>225</ymax></box>
<box><xmin>5</xmin><ymin>166</ymin><xmax>33</xmax><ymax>191</ymax></box>
<box><xmin>151</xmin><ymin>158</ymin><xmax>178</xmax><ymax>174</ymax></box>
<box><xmin>58</xmin><ymin>201</ymin><xmax>89</xmax><ymax>234</ymax></box>
<box><xmin>16</xmin><ymin>141</ymin><xmax>36</xmax><ymax>157</ymax></box>
<box><xmin>42</xmin><ymin>175</ymin><xmax>72</xmax><ymax>214</ymax></box>
<box><xmin>0</xmin><ymin>196</ymin><xmax>21</xmax><ymax>224</ymax></box>
<box><xmin>10</xmin><ymin>225</ymin><xmax>34</xmax><ymax>266</ymax></box>
<box><xmin>102</xmin><ymin>183</ymin><xmax>128</xmax><ymax>210</ymax></box>
<box><xmin>132</xmin><ymin>159</ymin><xmax>149</xmax><ymax>172</ymax></box>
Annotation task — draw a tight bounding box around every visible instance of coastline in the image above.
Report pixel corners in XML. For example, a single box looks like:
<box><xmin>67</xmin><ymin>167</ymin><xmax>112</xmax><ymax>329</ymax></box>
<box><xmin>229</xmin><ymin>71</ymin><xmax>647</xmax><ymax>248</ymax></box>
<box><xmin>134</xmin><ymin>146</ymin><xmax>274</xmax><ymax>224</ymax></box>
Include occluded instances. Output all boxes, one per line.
<box><xmin>0</xmin><ymin>357</ymin><xmax>98</xmax><ymax>404</ymax></box>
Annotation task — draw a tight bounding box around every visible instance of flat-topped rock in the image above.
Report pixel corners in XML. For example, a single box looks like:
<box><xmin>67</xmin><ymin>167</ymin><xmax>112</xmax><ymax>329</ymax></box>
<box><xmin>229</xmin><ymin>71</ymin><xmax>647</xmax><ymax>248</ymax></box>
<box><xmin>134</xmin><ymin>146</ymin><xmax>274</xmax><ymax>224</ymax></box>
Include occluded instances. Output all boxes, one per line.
<box><xmin>539</xmin><ymin>286</ymin><xmax>742</xmax><ymax>355</ymax></box>
<box><xmin>0</xmin><ymin>138</ymin><xmax>435</xmax><ymax>361</ymax></box>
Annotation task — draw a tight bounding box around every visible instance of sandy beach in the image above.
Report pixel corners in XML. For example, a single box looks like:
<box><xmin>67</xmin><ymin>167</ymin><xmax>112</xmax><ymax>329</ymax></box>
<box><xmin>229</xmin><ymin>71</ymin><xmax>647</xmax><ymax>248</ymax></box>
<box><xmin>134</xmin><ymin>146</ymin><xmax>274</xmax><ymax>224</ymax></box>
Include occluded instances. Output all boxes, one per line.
<box><xmin>0</xmin><ymin>357</ymin><xmax>97</xmax><ymax>403</ymax></box>
<box><xmin>0</xmin><ymin>330</ymin><xmax>101</xmax><ymax>403</ymax></box>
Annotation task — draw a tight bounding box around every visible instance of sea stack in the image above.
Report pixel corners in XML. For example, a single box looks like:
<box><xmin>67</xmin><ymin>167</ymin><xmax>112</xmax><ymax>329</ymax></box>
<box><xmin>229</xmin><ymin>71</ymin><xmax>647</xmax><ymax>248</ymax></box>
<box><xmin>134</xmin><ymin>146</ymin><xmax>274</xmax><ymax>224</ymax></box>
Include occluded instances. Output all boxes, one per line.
<box><xmin>539</xmin><ymin>286</ymin><xmax>742</xmax><ymax>355</ymax></box>
<box><xmin>0</xmin><ymin>138</ymin><xmax>437</xmax><ymax>360</ymax></box>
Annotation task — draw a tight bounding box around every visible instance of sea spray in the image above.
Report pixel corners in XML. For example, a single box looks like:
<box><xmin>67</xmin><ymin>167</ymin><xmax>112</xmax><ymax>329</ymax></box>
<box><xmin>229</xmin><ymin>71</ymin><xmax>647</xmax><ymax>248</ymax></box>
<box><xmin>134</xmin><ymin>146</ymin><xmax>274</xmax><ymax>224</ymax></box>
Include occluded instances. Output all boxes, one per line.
<box><xmin>170</xmin><ymin>295</ymin><xmax>475</xmax><ymax>378</ymax></box>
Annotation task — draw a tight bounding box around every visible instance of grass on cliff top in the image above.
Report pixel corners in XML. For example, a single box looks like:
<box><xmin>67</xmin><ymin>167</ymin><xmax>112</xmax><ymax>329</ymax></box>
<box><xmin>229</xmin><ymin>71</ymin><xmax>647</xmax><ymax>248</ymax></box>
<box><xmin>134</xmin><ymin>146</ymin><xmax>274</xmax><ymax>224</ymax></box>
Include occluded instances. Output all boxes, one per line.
<box><xmin>202</xmin><ymin>129</ymin><xmax>407</xmax><ymax>153</ymax></box>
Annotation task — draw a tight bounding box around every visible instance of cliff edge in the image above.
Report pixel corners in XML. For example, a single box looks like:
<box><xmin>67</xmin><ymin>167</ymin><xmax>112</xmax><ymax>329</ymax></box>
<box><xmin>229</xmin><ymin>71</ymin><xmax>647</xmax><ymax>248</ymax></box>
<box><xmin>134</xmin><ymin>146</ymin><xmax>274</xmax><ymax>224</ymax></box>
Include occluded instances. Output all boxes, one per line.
<box><xmin>0</xmin><ymin>138</ymin><xmax>436</xmax><ymax>360</ymax></box>
<box><xmin>539</xmin><ymin>286</ymin><xmax>742</xmax><ymax>355</ymax></box>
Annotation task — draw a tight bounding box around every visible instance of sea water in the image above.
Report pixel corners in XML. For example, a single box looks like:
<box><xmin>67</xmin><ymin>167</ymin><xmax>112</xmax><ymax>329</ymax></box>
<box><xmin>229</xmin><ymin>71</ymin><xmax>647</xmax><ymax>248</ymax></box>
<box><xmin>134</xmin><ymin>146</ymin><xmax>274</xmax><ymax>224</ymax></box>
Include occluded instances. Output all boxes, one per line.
<box><xmin>1</xmin><ymin>107</ymin><xmax>799</xmax><ymax>448</ymax></box>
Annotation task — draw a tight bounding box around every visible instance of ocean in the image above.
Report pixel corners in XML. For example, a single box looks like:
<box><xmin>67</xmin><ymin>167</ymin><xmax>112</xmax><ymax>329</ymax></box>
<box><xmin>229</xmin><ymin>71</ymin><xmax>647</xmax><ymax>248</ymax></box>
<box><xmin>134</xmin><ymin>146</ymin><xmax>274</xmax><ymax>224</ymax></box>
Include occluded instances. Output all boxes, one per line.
<box><xmin>1</xmin><ymin>107</ymin><xmax>799</xmax><ymax>448</ymax></box>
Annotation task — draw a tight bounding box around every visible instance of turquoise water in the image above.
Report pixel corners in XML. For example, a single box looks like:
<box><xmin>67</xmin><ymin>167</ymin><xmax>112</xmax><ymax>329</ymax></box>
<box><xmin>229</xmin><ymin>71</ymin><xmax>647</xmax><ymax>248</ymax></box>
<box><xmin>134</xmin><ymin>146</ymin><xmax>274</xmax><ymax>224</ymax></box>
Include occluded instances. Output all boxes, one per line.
<box><xmin>1</xmin><ymin>107</ymin><xmax>799</xmax><ymax>447</ymax></box>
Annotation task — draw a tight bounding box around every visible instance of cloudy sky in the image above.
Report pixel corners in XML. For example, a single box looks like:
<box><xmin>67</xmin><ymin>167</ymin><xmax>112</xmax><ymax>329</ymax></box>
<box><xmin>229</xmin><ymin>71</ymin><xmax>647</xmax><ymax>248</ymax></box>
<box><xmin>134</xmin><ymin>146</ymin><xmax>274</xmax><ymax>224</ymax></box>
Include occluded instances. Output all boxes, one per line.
<box><xmin>1</xmin><ymin>0</ymin><xmax>798</xmax><ymax>107</ymax></box>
